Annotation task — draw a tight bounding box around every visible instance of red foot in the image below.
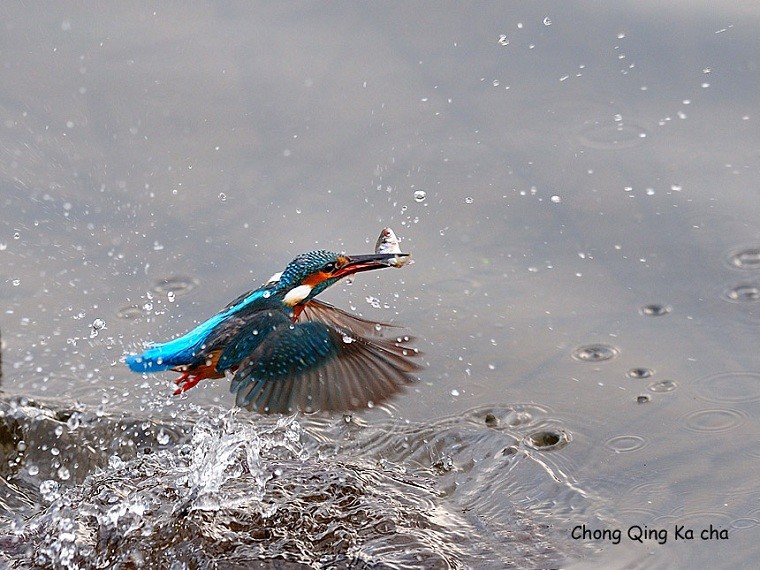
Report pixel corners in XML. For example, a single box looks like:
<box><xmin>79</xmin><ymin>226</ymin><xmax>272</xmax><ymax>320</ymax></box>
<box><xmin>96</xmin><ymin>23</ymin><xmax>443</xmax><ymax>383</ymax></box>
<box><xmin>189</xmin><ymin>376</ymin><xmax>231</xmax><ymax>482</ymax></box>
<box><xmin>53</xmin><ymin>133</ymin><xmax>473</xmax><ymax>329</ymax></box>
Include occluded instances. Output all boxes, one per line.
<box><xmin>173</xmin><ymin>372</ymin><xmax>203</xmax><ymax>394</ymax></box>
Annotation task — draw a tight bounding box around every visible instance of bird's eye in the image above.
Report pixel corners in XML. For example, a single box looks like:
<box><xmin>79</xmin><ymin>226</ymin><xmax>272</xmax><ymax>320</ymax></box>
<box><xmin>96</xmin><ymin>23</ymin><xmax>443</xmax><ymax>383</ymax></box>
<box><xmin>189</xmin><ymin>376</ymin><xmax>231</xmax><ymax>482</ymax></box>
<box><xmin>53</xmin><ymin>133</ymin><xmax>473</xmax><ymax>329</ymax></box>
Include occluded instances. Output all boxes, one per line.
<box><xmin>322</xmin><ymin>262</ymin><xmax>337</xmax><ymax>273</ymax></box>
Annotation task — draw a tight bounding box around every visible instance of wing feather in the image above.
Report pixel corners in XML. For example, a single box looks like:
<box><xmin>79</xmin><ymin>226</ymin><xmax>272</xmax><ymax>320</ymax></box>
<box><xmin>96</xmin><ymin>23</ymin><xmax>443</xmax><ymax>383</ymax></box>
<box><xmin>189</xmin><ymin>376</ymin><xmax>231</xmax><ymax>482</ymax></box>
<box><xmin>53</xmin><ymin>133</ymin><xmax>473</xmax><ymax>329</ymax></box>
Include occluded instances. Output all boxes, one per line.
<box><xmin>227</xmin><ymin>316</ymin><xmax>421</xmax><ymax>414</ymax></box>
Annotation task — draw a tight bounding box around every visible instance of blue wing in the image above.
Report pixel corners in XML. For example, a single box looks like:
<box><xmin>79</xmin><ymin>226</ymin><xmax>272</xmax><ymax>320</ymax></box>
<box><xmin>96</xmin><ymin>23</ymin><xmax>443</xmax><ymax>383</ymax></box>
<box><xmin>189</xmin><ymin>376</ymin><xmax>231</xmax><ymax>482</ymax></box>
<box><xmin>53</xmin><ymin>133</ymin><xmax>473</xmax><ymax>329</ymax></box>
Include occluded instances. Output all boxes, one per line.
<box><xmin>223</xmin><ymin>303</ymin><xmax>421</xmax><ymax>413</ymax></box>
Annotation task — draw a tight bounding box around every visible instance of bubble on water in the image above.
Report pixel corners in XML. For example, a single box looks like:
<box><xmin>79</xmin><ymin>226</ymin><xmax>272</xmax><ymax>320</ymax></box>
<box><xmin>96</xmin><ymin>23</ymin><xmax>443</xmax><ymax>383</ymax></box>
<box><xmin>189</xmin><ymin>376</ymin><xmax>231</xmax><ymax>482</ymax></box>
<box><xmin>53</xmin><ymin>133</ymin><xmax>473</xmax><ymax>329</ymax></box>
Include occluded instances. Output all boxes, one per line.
<box><xmin>627</xmin><ymin>367</ymin><xmax>653</xmax><ymax>379</ymax></box>
<box><xmin>639</xmin><ymin>304</ymin><xmax>671</xmax><ymax>317</ymax></box>
<box><xmin>550</xmin><ymin>195</ymin><xmax>561</xmax><ymax>203</ymax></box>
<box><xmin>167</xmin><ymin>291</ymin><xmax>176</xmax><ymax>303</ymax></box>
<box><xmin>543</xmin><ymin>16</ymin><xmax>552</xmax><ymax>26</ymax></box>
<box><xmin>28</xmin><ymin>464</ymin><xmax>39</xmax><ymax>476</ymax></box>
<box><xmin>365</xmin><ymin>296</ymin><xmax>381</xmax><ymax>309</ymax></box>
<box><xmin>13</xmin><ymin>231</ymin><xmax>20</xmax><ymax>240</ymax></box>
<box><xmin>218</xmin><ymin>192</ymin><xmax>227</xmax><ymax>202</ymax></box>
<box><xmin>57</xmin><ymin>466</ymin><xmax>71</xmax><ymax>481</ymax></box>
<box><xmin>12</xmin><ymin>279</ymin><xmax>20</xmax><ymax>286</ymax></box>
<box><xmin>464</xmin><ymin>196</ymin><xmax>474</xmax><ymax>204</ymax></box>
<box><xmin>157</xmin><ymin>430</ymin><xmax>170</xmax><ymax>445</ymax></box>
<box><xmin>342</xmin><ymin>335</ymin><xmax>355</xmax><ymax>344</ymax></box>
<box><xmin>571</xmin><ymin>344</ymin><xmax>619</xmax><ymax>362</ymax></box>
<box><xmin>498</xmin><ymin>34</ymin><xmax>509</xmax><ymax>46</ymax></box>
<box><xmin>413</xmin><ymin>190</ymin><xmax>427</xmax><ymax>202</ymax></box>
<box><xmin>726</xmin><ymin>247</ymin><xmax>760</xmax><ymax>270</ymax></box>
<box><xmin>92</xmin><ymin>318</ymin><xmax>106</xmax><ymax>330</ymax></box>
<box><xmin>451</xmin><ymin>389</ymin><xmax>460</xmax><ymax>397</ymax></box>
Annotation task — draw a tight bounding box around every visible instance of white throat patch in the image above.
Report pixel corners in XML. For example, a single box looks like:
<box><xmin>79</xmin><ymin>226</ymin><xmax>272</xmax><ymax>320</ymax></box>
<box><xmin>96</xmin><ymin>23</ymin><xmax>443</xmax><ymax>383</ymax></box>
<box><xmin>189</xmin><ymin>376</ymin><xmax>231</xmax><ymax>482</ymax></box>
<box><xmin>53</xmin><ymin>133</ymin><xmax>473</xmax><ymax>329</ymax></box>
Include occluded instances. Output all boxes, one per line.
<box><xmin>283</xmin><ymin>284</ymin><xmax>313</xmax><ymax>306</ymax></box>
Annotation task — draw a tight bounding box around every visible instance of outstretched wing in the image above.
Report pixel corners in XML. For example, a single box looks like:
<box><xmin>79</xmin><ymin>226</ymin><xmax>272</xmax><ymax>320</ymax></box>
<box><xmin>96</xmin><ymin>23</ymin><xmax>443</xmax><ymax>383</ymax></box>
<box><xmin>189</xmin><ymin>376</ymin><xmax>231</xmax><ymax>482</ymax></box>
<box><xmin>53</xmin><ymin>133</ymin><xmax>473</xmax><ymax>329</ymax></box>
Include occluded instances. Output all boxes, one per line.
<box><xmin>298</xmin><ymin>299</ymin><xmax>400</xmax><ymax>338</ymax></box>
<box><xmin>224</xmin><ymin>314</ymin><xmax>421</xmax><ymax>414</ymax></box>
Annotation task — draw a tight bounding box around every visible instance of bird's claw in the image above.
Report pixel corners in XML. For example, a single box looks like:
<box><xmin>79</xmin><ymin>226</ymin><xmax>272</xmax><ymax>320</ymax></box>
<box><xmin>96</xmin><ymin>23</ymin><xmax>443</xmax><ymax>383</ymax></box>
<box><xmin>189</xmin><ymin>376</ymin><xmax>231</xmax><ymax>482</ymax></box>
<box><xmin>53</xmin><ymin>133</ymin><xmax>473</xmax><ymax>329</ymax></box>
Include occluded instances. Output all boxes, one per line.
<box><xmin>173</xmin><ymin>372</ymin><xmax>202</xmax><ymax>394</ymax></box>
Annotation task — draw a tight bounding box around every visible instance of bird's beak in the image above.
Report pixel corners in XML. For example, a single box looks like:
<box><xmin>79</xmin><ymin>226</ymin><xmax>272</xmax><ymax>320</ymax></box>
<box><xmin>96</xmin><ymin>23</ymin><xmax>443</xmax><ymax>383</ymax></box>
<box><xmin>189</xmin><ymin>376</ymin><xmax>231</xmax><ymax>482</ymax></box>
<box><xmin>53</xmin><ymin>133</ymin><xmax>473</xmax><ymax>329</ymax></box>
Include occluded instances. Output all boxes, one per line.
<box><xmin>335</xmin><ymin>252</ymin><xmax>410</xmax><ymax>278</ymax></box>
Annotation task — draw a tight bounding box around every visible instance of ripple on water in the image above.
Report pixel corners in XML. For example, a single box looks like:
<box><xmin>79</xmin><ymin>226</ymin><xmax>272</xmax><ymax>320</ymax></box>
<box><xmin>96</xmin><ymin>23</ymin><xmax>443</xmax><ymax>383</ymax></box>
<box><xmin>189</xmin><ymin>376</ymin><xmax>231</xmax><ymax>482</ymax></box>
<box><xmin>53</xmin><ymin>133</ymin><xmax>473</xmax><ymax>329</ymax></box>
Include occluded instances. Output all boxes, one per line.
<box><xmin>577</xmin><ymin>120</ymin><xmax>648</xmax><ymax>150</ymax></box>
<box><xmin>726</xmin><ymin>246</ymin><xmax>760</xmax><ymax>270</ymax></box>
<box><xmin>571</xmin><ymin>343</ymin><xmax>619</xmax><ymax>362</ymax></box>
<box><xmin>116</xmin><ymin>305</ymin><xmax>146</xmax><ymax>320</ymax></box>
<box><xmin>693</xmin><ymin>371</ymin><xmax>760</xmax><ymax>404</ymax></box>
<box><xmin>648</xmin><ymin>379</ymin><xmax>678</xmax><ymax>393</ymax></box>
<box><xmin>152</xmin><ymin>275</ymin><xmax>199</xmax><ymax>296</ymax></box>
<box><xmin>639</xmin><ymin>303</ymin><xmax>671</xmax><ymax>317</ymax></box>
<box><xmin>722</xmin><ymin>282</ymin><xmax>760</xmax><ymax>303</ymax></box>
<box><xmin>681</xmin><ymin>408</ymin><xmax>747</xmax><ymax>433</ymax></box>
<box><xmin>604</xmin><ymin>435</ymin><xmax>648</xmax><ymax>453</ymax></box>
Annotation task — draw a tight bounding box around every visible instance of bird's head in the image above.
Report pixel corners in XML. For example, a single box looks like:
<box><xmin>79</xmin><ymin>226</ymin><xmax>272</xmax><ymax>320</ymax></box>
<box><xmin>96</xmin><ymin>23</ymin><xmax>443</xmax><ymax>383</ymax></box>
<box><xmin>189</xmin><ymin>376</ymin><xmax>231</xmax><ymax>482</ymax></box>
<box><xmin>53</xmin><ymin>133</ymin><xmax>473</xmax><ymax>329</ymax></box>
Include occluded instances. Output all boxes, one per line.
<box><xmin>275</xmin><ymin>249</ymin><xmax>409</xmax><ymax>307</ymax></box>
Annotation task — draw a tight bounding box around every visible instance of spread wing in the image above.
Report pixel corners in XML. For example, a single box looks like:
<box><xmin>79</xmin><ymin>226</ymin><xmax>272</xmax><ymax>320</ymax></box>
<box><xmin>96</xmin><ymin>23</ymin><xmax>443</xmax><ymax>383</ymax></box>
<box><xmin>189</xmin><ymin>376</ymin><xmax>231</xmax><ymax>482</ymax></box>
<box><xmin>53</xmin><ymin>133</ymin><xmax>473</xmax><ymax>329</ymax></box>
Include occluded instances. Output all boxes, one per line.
<box><xmin>298</xmin><ymin>299</ymin><xmax>400</xmax><ymax>338</ymax></box>
<box><xmin>220</xmin><ymin>303</ymin><xmax>421</xmax><ymax>414</ymax></box>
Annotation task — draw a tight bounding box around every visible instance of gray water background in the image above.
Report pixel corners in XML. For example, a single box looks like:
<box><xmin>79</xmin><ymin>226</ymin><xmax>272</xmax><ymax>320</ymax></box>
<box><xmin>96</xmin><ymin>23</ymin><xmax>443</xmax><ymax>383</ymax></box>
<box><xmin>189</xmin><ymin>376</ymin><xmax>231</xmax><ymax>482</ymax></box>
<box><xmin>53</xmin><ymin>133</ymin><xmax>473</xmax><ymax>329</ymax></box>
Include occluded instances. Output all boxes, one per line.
<box><xmin>1</xmin><ymin>2</ymin><xmax>759</xmax><ymax>568</ymax></box>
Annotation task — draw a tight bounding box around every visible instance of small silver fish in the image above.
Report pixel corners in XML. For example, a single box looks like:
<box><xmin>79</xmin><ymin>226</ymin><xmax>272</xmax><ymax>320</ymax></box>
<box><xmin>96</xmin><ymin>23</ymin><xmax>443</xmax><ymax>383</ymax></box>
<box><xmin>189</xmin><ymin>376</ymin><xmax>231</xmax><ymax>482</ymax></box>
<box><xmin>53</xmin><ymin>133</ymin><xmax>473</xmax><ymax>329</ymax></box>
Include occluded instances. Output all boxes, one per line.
<box><xmin>375</xmin><ymin>227</ymin><xmax>411</xmax><ymax>267</ymax></box>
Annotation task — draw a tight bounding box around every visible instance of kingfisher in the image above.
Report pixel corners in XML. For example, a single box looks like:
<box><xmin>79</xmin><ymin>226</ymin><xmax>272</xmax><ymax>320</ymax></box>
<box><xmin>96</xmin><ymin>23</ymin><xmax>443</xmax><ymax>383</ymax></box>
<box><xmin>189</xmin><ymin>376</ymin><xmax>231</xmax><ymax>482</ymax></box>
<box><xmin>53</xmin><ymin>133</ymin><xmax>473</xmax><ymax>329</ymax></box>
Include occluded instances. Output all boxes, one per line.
<box><xmin>125</xmin><ymin>249</ymin><xmax>421</xmax><ymax>414</ymax></box>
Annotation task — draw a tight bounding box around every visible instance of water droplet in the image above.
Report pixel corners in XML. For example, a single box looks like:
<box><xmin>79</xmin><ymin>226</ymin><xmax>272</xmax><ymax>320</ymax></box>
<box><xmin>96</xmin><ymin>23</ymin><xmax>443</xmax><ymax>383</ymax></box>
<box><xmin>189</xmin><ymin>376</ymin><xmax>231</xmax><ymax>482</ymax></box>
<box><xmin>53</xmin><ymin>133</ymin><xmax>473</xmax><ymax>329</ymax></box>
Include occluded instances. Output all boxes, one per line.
<box><xmin>342</xmin><ymin>335</ymin><xmax>355</xmax><ymax>344</ymax></box>
<box><xmin>157</xmin><ymin>430</ymin><xmax>170</xmax><ymax>445</ymax></box>
<box><xmin>723</xmin><ymin>283</ymin><xmax>760</xmax><ymax>303</ymax></box>
<box><xmin>727</xmin><ymin>247</ymin><xmax>760</xmax><ymax>270</ymax></box>
<box><xmin>413</xmin><ymin>190</ymin><xmax>427</xmax><ymax>202</ymax></box>
<box><xmin>627</xmin><ymin>367</ymin><xmax>653</xmax><ymax>379</ymax></box>
<box><xmin>167</xmin><ymin>291</ymin><xmax>176</xmax><ymax>302</ymax></box>
<box><xmin>451</xmin><ymin>389</ymin><xmax>460</xmax><ymax>396</ymax></box>
<box><xmin>639</xmin><ymin>304</ymin><xmax>671</xmax><ymax>317</ymax></box>
<box><xmin>12</xmin><ymin>279</ymin><xmax>20</xmax><ymax>286</ymax></box>
<box><xmin>57</xmin><ymin>466</ymin><xmax>71</xmax><ymax>481</ymax></box>
<box><xmin>28</xmin><ymin>464</ymin><xmax>39</xmax><ymax>476</ymax></box>
<box><xmin>498</xmin><ymin>34</ymin><xmax>509</xmax><ymax>46</ymax></box>
<box><xmin>13</xmin><ymin>232</ymin><xmax>20</xmax><ymax>240</ymax></box>
<box><xmin>571</xmin><ymin>344</ymin><xmax>619</xmax><ymax>362</ymax></box>
<box><xmin>218</xmin><ymin>192</ymin><xmax>227</xmax><ymax>202</ymax></box>
<box><xmin>550</xmin><ymin>195</ymin><xmax>561</xmax><ymax>203</ymax></box>
<box><xmin>543</xmin><ymin>16</ymin><xmax>552</xmax><ymax>26</ymax></box>
<box><xmin>464</xmin><ymin>196</ymin><xmax>474</xmax><ymax>204</ymax></box>
<box><xmin>39</xmin><ymin>479</ymin><xmax>60</xmax><ymax>501</ymax></box>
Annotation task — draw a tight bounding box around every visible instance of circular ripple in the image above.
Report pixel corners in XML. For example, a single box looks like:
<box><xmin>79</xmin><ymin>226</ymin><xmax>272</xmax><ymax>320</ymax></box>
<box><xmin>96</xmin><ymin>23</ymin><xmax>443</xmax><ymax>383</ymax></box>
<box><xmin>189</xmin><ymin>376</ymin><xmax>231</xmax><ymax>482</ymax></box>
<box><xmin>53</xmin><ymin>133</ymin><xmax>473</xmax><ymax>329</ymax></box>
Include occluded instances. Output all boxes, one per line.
<box><xmin>722</xmin><ymin>283</ymin><xmax>760</xmax><ymax>303</ymax></box>
<box><xmin>693</xmin><ymin>372</ymin><xmax>760</xmax><ymax>404</ymax></box>
<box><xmin>605</xmin><ymin>434</ymin><xmax>648</xmax><ymax>453</ymax></box>
<box><xmin>152</xmin><ymin>275</ymin><xmax>199</xmax><ymax>296</ymax></box>
<box><xmin>648</xmin><ymin>379</ymin><xmax>678</xmax><ymax>393</ymax></box>
<box><xmin>577</xmin><ymin>122</ymin><xmax>648</xmax><ymax>150</ymax></box>
<box><xmin>116</xmin><ymin>305</ymin><xmax>146</xmax><ymax>320</ymax></box>
<box><xmin>730</xmin><ymin>518</ymin><xmax>759</xmax><ymax>531</ymax></box>
<box><xmin>726</xmin><ymin>247</ymin><xmax>760</xmax><ymax>270</ymax></box>
<box><xmin>639</xmin><ymin>304</ymin><xmax>671</xmax><ymax>317</ymax></box>
<box><xmin>681</xmin><ymin>408</ymin><xmax>747</xmax><ymax>433</ymax></box>
<box><xmin>571</xmin><ymin>344</ymin><xmax>620</xmax><ymax>362</ymax></box>
<box><xmin>627</xmin><ymin>367</ymin><xmax>653</xmax><ymax>379</ymax></box>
